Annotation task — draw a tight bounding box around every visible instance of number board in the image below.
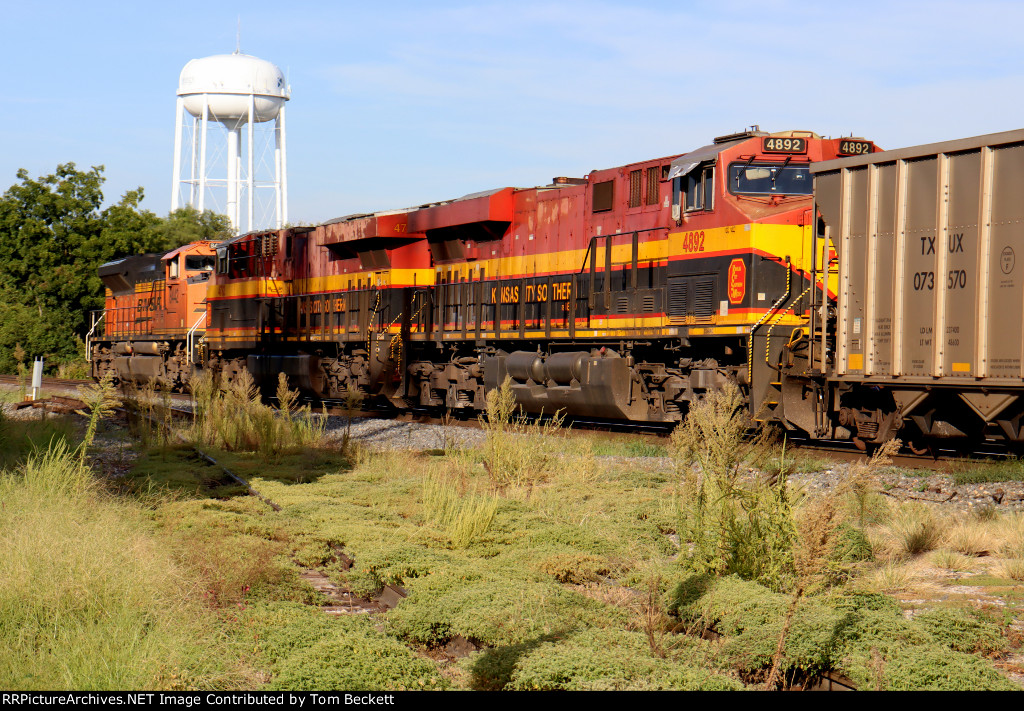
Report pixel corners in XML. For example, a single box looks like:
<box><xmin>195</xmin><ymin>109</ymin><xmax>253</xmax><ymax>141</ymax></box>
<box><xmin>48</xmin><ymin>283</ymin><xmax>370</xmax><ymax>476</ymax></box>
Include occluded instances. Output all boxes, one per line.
<box><xmin>838</xmin><ymin>140</ymin><xmax>874</xmax><ymax>156</ymax></box>
<box><xmin>763</xmin><ymin>137</ymin><xmax>806</xmax><ymax>154</ymax></box>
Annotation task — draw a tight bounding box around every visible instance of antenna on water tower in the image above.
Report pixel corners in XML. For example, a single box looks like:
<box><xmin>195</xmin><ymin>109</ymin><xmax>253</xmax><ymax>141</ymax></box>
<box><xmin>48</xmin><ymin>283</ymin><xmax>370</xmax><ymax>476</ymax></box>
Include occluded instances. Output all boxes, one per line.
<box><xmin>170</xmin><ymin>49</ymin><xmax>290</xmax><ymax>232</ymax></box>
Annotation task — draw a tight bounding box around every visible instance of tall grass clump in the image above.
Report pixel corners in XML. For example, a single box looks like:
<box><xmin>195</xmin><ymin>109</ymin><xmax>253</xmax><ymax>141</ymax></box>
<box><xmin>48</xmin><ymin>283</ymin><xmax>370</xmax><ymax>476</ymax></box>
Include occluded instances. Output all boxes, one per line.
<box><xmin>480</xmin><ymin>376</ymin><xmax>590</xmax><ymax>487</ymax></box>
<box><xmin>188</xmin><ymin>370</ymin><xmax>326</xmax><ymax>459</ymax></box>
<box><xmin>422</xmin><ymin>469</ymin><xmax>499</xmax><ymax>547</ymax></box>
<box><xmin>672</xmin><ymin>383</ymin><xmax>797</xmax><ymax>591</ymax></box>
<box><xmin>0</xmin><ymin>442</ymin><xmax>234</xmax><ymax>689</ymax></box>
<box><xmin>884</xmin><ymin>503</ymin><xmax>942</xmax><ymax>556</ymax></box>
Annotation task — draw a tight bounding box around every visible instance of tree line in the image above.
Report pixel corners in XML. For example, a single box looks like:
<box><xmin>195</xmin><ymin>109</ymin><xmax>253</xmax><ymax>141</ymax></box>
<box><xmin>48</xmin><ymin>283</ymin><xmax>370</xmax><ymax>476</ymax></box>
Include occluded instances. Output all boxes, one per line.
<box><xmin>0</xmin><ymin>163</ymin><xmax>232</xmax><ymax>374</ymax></box>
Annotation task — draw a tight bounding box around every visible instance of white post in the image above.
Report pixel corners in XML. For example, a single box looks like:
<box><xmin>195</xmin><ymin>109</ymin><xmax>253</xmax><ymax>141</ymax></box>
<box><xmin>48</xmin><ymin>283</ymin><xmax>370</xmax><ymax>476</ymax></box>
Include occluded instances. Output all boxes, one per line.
<box><xmin>171</xmin><ymin>96</ymin><xmax>183</xmax><ymax>212</ymax></box>
<box><xmin>198</xmin><ymin>95</ymin><xmax>209</xmax><ymax>213</ymax></box>
<box><xmin>31</xmin><ymin>358</ymin><xmax>43</xmax><ymax>401</ymax></box>
<box><xmin>247</xmin><ymin>94</ymin><xmax>255</xmax><ymax>232</ymax></box>
<box><xmin>279</xmin><ymin>104</ymin><xmax>288</xmax><ymax>227</ymax></box>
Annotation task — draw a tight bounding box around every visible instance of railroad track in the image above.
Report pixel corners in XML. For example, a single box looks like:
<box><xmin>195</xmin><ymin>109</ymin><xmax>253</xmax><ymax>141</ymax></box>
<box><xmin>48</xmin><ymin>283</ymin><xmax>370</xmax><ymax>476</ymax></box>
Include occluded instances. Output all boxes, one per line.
<box><xmin>4</xmin><ymin>374</ymin><xmax>1020</xmax><ymax>476</ymax></box>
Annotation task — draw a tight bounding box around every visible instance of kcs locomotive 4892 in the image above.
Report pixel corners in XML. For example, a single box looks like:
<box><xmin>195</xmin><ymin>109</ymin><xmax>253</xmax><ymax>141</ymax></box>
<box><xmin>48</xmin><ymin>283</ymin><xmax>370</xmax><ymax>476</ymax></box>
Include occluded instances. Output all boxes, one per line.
<box><xmin>90</xmin><ymin>126</ymin><xmax>1024</xmax><ymax>450</ymax></box>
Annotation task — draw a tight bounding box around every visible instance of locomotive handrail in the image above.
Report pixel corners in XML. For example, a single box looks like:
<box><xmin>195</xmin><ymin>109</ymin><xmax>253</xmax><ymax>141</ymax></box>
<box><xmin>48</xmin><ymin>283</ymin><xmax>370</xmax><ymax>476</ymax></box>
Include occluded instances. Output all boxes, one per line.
<box><xmin>85</xmin><ymin>311</ymin><xmax>106</xmax><ymax>362</ymax></box>
<box><xmin>579</xmin><ymin>226</ymin><xmax>669</xmax><ymax>311</ymax></box>
<box><xmin>186</xmin><ymin>309</ymin><xmax>207</xmax><ymax>365</ymax></box>
<box><xmin>575</xmin><ymin>226</ymin><xmax>668</xmax><ymax>275</ymax></box>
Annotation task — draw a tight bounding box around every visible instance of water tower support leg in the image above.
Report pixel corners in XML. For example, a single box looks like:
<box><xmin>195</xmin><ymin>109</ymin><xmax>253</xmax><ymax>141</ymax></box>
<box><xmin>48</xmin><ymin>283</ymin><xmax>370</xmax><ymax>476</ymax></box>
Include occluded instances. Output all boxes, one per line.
<box><xmin>172</xmin><ymin>97</ymin><xmax>183</xmax><ymax>212</ymax></box>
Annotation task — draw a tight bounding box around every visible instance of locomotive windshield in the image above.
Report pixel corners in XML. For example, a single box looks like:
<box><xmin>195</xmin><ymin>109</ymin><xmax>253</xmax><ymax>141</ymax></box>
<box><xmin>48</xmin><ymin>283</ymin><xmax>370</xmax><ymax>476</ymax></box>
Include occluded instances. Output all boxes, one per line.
<box><xmin>185</xmin><ymin>255</ymin><xmax>216</xmax><ymax>271</ymax></box>
<box><xmin>728</xmin><ymin>162</ymin><xmax>812</xmax><ymax>196</ymax></box>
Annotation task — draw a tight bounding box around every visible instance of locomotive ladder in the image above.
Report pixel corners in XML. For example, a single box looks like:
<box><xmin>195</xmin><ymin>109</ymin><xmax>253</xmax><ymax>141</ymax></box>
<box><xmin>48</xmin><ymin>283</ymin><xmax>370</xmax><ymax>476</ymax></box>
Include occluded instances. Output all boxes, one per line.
<box><xmin>808</xmin><ymin>220</ymin><xmax>839</xmax><ymax>436</ymax></box>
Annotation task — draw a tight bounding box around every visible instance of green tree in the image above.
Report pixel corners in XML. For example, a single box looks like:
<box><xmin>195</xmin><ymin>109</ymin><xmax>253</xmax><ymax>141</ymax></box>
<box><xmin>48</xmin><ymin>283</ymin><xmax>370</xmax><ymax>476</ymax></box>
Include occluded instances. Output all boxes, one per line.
<box><xmin>0</xmin><ymin>163</ymin><xmax>232</xmax><ymax>372</ymax></box>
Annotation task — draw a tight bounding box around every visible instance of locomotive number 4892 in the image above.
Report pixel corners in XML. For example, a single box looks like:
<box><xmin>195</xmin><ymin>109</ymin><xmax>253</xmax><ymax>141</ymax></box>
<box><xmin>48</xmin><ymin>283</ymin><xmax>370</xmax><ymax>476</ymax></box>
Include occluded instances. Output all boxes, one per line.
<box><xmin>680</xmin><ymin>230</ymin><xmax>705</xmax><ymax>253</ymax></box>
<box><xmin>838</xmin><ymin>140</ymin><xmax>874</xmax><ymax>155</ymax></box>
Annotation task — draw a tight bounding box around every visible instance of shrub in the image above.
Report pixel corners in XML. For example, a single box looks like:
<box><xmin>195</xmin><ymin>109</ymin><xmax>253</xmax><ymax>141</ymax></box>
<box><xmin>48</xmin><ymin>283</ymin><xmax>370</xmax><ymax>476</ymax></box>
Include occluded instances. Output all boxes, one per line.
<box><xmin>496</xmin><ymin>628</ymin><xmax>742</xmax><ymax>691</ymax></box>
<box><xmin>672</xmin><ymin>384</ymin><xmax>798</xmax><ymax>592</ymax></box>
<box><xmin>914</xmin><ymin>608</ymin><xmax>1007</xmax><ymax>656</ymax></box>
<box><xmin>264</xmin><ymin>616</ymin><xmax>449</xmax><ymax>690</ymax></box>
<box><xmin>537</xmin><ymin>553</ymin><xmax>611</xmax><ymax>584</ymax></box>
<box><xmin>844</xmin><ymin>644</ymin><xmax>1019</xmax><ymax>691</ymax></box>
<box><xmin>385</xmin><ymin>570</ymin><xmax>615</xmax><ymax>648</ymax></box>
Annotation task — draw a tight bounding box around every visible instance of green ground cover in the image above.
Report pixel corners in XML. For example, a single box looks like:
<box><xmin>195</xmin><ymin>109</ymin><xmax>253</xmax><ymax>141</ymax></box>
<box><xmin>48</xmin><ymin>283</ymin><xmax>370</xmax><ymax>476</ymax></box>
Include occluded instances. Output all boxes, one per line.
<box><xmin>2</xmin><ymin>381</ymin><xmax>1022</xmax><ymax>691</ymax></box>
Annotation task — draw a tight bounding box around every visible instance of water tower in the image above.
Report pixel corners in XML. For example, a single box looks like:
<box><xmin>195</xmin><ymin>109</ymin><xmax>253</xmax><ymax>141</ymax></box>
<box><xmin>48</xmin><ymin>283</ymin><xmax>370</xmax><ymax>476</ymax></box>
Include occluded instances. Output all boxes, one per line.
<box><xmin>171</xmin><ymin>52</ymin><xmax>290</xmax><ymax>232</ymax></box>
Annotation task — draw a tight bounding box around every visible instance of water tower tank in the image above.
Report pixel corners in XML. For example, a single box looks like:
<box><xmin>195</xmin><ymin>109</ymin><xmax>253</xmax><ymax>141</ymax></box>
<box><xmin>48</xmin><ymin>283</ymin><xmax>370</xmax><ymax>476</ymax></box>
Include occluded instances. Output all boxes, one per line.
<box><xmin>178</xmin><ymin>53</ymin><xmax>288</xmax><ymax>125</ymax></box>
<box><xmin>171</xmin><ymin>51</ymin><xmax>290</xmax><ymax>232</ymax></box>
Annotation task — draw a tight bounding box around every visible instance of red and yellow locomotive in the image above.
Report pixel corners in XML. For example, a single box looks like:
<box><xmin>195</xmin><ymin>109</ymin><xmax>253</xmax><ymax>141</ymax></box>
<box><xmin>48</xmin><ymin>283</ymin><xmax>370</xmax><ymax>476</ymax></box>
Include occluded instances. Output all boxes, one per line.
<box><xmin>92</xmin><ymin>127</ymin><xmax>875</xmax><ymax>423</ymax></box>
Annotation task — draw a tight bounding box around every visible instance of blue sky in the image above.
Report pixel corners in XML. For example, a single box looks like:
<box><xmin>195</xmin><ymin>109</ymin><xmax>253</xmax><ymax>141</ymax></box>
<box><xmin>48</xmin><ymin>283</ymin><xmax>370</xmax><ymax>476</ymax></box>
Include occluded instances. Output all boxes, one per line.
<box><xmin>2</xmin><ymin>0</ymin><xmax>1023</xmax><ymax>226</ymax></box>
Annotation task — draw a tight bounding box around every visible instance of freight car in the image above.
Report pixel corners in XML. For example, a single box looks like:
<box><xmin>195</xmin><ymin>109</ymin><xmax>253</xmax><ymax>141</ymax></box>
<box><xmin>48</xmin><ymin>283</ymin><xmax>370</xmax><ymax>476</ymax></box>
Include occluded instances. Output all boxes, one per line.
<box><xmin>772</xmin><ymin>128</ymin><xmax>1024</xmax><ymax>451</ymax></box>
<box><xmin>90</xmin><ymin>126</ymin><xmax>877</xmax><ymax>431</ymax></box>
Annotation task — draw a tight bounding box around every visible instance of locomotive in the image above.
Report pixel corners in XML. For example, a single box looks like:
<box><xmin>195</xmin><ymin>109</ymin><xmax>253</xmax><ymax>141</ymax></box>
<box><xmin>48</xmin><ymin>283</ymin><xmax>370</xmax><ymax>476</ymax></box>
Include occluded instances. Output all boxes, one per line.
<box><xmin>93</xmin><ymin>125</ymin><xmax>1024</xmax><ymax>452</ymax></box>
<box><xmin>93</xmin><ymin>126</ymin><xmax>865</xmax><ymax>428</ymax></box>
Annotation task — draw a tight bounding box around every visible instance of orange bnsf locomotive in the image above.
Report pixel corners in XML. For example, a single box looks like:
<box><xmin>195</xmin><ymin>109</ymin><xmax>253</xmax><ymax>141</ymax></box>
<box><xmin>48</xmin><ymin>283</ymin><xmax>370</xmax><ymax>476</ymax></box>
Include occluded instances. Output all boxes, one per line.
<box><xmin>90</xmin><ymin>241</ymin><xmax>217</xmax><ymax>389</ymax></box>
<box><xmin>91</xmin><ymin>127</ymin><xmax>873</xmax><ymax>426</ymax></box>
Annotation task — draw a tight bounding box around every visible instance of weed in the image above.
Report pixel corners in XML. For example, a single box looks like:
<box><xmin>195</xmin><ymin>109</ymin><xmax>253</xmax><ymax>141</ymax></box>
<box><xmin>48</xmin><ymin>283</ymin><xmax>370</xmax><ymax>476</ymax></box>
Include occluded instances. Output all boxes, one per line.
<box><xmin>929</xmin><ymin>549</ymin><xmax>975</xmax><ymax>572</ymax></box>
<box><xmin>186</xmin><ymin>370</ymin><xmax>326</xmax><ymax>460</ymax></box>
<box><xmin>422</xmin><ymin>469</ymin><xmax>499</xmax><ymax>548</ymax></box>
<box><xmin>75</xmin><ymin>370</ymin><xmax>120</xmax><ymax>459</ymax></box>
<box><xmin>673</xmin><ymin>383</ymin><xmax>798</xmax><ymax>591</ymax></box>
<box><xmin>843</xmin><ymin>439</ymin><xmax>900</xmax><ymax>529</ymax></box>
<box><xmin>480</xmin><ymin>376</ymin><xmax>589</xmax><ymax>487</ymax></box>
<box><xmin>56</xmin><ymin>359</ymin><xmax>90</xmax><ymax>380</ymax></box>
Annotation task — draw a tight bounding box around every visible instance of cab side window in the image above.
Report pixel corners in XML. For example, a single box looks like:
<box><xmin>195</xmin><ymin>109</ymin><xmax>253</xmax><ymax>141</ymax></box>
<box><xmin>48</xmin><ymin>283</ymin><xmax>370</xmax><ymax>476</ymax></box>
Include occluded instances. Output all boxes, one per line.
<box><xmin>685</xmin><ymin>165</ymin><xmax>714</xmax><ymax>212</ymax></box>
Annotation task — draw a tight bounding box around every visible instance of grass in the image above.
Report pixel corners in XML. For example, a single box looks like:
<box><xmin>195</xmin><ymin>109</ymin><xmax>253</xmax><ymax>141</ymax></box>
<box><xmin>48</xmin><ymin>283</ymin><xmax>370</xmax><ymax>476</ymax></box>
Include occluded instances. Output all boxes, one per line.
<box><xmin>589</xmin><ymin>435</ymin><xmax>669</xmax><ymax>458</ymax></box>
<box><xmin>883</xmin><ymin>503</ymin><xmax>943</xmax><ymax>556</ymax></box>
<box><xmin>0</xmin><ymin>439</ymin><xmax>241</xmax><ymax>689</ymax></box>
<box><xmin>185</xmin><ymin>370</ymin><xmax>328</xmax><ymax>460</ymax></box>
<box><xmin>949</xmin><ymin>457</ymin><xmax>1024</xmax><ymax>486</ymax></box>
<box><xmin>421</xmin><ymin>468</ymin><xmax>499</xmax><ymax>548</ymax></box>
<box><xmin>5</xmin><ymin>376</ymin><xmax>1024</xmax><ymax>691</ymax></box>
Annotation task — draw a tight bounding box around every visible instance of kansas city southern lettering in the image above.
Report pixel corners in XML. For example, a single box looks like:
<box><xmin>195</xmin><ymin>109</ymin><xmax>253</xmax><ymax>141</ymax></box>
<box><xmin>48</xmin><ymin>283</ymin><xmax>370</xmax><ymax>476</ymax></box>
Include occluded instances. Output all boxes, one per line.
<box><xmin>490</xmin><ymin>281</ymin><xmax>572</xmax><ymax>304</ymax></box>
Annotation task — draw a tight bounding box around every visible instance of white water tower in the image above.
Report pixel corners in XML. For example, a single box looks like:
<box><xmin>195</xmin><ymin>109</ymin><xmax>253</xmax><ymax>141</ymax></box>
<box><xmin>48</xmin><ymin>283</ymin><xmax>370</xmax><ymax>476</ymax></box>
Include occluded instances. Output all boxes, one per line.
<box><xmin>171</xmin><ymin>52</ymin><xmax>290</xmax><ymax>231</ymax></box>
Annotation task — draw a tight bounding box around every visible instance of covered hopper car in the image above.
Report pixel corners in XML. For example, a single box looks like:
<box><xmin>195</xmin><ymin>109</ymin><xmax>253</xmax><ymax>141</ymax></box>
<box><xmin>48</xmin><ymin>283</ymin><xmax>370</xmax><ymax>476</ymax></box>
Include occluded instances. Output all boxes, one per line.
<box><xmin>772</xmin><ymin>127</ymin><xmax>1024</xmax><ymax>451</ymax></box>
